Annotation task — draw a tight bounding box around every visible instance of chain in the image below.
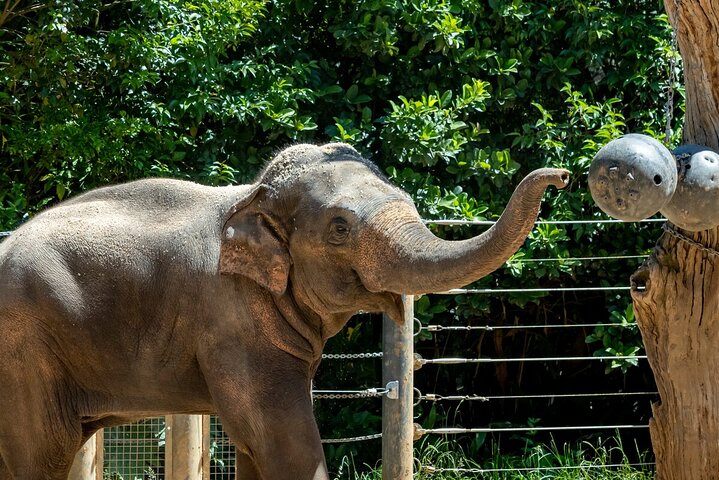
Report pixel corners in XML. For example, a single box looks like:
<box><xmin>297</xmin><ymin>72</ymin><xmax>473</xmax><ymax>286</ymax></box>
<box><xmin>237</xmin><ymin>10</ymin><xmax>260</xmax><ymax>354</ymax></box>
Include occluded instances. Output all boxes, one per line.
<box><xmin>313</xmin><ymin>388</ymin><xmax>387</xmax><ymax>400</ymax></box>
<box><xmin>320</xmin><ymin>433</ymin><xmax>382</xmax><ymax>444</ymax></box>
<box><xmin>662</xmin><ymin>223</ymin><xmax>719</xmax><ymax>256</ymax></box>
<box><xmin>321</xmin><ymin>352</ymin><xmax>383</xmax><ymax>360</ymax></box>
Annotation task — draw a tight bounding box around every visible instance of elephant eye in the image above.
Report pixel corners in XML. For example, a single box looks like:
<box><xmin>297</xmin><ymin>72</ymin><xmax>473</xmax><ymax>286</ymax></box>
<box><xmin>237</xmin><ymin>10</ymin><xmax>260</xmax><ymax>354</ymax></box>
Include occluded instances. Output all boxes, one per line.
<box><xmin>328</xmin><ymin>217</ymin><xmax>351</xmax><ymax>245</ymax></box>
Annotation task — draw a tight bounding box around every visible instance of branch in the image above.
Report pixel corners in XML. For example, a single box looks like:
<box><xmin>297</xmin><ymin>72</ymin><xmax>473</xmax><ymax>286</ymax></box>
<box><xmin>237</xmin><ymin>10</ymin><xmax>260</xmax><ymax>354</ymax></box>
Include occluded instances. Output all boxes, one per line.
<box><xmin>0</xmin><ymin>1</ymin><xmax>46</xmax><ymax>28</ymax></box>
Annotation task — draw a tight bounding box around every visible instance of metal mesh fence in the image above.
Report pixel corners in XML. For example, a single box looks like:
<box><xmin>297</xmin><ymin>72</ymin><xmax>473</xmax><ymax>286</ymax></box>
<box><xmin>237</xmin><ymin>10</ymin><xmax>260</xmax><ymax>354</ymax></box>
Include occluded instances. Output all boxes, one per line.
<box><xmin>103</xmin><ymin>417</ymin><xmax>166</xmax><ymax>480</ymax></box>
<box><xmin>100</xmin><ymin>416</ymin><xmax>240</xmax><ymax>479</ymax></box>
<box><xmin>208</xmin><ymin>416</ymin><xmax>236</xmax><ymax>479</ymax></box>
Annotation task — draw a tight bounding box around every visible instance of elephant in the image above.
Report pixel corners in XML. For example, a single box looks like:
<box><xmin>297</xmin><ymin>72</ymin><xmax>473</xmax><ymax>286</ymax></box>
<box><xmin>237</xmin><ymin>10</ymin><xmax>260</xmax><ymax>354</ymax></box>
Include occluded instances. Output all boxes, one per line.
<box><xmin>0</xmin><ymin>142</ymin><xmax>568</xmax><ymax>479</ymax></box>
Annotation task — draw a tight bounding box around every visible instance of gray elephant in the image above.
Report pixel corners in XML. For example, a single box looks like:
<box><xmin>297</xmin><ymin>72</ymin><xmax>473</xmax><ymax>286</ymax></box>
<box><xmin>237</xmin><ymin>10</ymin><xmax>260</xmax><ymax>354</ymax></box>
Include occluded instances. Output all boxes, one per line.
<box><xmin>0</xmin><ymin>143</ymin><xmax>568</xmax><ymax>479</ymax></box>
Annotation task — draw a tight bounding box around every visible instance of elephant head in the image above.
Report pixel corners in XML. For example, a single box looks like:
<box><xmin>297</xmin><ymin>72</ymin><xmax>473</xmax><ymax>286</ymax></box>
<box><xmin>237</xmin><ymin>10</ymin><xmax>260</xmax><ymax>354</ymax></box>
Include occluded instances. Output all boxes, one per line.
<box><xmin>219</xmin><ymin>143</ymin><xmax>569</xmax><ymax>339</ymax></box>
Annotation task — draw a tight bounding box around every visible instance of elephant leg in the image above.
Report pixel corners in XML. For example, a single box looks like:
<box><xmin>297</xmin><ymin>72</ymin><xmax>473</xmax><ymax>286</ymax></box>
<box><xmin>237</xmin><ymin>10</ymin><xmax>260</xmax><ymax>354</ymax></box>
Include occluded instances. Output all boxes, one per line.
<box><xmin>199</xmin><ymin>351</ymin><xmax>328</xmax><ymax>479</ymax></box>
<box><xmin>236</xmin><ymin>451</ymin><xmax>261</xmax><ymax>480</ymax></box>
<box><xmin>0</xmin><ymin>412</ymin><xmax>81</xmax><ymax>480</ymax></box>
<box><xmin>0</xmin><ymin>360</ymin><xmax>81</xmax><ymax>478</ymax></box>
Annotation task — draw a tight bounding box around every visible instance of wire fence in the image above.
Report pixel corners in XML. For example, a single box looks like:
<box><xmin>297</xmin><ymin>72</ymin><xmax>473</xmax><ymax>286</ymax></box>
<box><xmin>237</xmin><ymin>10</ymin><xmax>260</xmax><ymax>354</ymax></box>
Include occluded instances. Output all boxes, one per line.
<box><xmin>207</xmin><ymin>416</ymin><xmax>237</xmax><ymax>479</ymax></box>
<box><xmin>403</xmin><ymin>217</ymin><xmax>658</xmax><ymax>475</ymax></box>
<box><xmin>103</xmin><ymin>417</ymin><xmax>166</xmax><ymax>479</ymax></box>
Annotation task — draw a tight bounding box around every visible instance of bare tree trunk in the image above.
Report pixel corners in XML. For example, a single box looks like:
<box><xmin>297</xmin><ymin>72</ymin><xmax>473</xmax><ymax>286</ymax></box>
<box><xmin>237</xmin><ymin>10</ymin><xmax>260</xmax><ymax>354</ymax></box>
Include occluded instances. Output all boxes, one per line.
<box><xmin>665</xmin><ymin>0</ymin><xmax>719</xmax><ymax>149</ymax></box>
<box><xmin>631</xmin><ymin>2</ymin><xmax>719</xmax><ymax>478</ymax></box>
<box><xmin>632</xmin><ymin>230</ymin><xmax>719</xmax><ymax>478</ymax></box>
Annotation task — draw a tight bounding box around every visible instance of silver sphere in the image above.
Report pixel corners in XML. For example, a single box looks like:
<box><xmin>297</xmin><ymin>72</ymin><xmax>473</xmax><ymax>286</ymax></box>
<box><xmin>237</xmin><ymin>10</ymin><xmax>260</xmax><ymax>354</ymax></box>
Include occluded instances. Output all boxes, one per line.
<box><xmin>589</xmin><ymin>134</ymin><xmax>678</xmax><ymax>221</ymax></box>
<box><xmin>661</xmin><ymin>145</ymin><xmax>719</xmax><ymax>232</ymax></box>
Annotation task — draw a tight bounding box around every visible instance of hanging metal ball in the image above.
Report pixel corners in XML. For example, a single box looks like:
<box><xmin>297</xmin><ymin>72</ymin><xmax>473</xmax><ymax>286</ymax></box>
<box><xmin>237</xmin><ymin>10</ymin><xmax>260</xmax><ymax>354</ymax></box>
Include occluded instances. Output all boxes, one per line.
<box><xmin>660</xmin><ymin>145</ymin><xmax>719</xmax><ymax>232</ymax></box>
<box><xmin>588</xmin><ymin>134</ymin><xmax>678</xmax><ymax>221</ymax></box>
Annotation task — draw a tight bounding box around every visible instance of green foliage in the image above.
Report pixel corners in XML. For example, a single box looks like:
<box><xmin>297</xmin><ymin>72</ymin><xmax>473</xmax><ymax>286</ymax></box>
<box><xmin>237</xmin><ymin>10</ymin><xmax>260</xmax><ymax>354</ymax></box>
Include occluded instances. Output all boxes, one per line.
<box><xmin>1</xmin><ymin>0</ymin><xmax>678</xmax><ymax>472</ymax></box>
<box><xmin>337</xmin><ymin>436</ymin><xmax>654</xmax><ymax>479</ymax></box>
<box><xmin>587</xmin><ymin>303</ymin><xmax>643</xmax><ymax>374</ymax></box>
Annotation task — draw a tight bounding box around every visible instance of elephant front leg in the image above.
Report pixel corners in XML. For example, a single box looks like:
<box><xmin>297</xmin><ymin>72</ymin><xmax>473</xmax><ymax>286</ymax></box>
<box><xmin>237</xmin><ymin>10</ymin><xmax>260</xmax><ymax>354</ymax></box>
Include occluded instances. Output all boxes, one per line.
<box><xmin>219</xmin><ymin>384</ymin><xmax>328</xmax><ymax>479</ymax></box>
<box><xmin>199</xmin><ymin>348</ymin><xmax>328</xmax><ymax>479</ymax></box>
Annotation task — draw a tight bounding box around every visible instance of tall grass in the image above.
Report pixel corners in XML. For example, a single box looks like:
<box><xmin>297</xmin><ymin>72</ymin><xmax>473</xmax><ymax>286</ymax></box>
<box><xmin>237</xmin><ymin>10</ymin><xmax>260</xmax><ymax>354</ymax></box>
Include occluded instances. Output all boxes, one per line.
<box><xmin>333</xmin><ymin>436</ymin><xmax>654</xmax><ymax>479</ymax></box>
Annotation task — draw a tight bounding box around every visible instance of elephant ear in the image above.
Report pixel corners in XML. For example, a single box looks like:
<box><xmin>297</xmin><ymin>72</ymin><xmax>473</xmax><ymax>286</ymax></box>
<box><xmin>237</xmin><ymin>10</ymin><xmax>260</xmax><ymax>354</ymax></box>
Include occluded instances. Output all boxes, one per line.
<box><xmin>219</xmin><ymin>186</ymin><xmax>291</xmax><ymax>295</ymax></box>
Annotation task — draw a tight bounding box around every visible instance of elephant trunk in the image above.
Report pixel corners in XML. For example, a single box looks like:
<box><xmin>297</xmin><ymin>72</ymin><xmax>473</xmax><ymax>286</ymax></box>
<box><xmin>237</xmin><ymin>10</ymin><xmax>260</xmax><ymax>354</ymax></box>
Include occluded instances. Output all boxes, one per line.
<box><xmin>359</xmin><ymin>168</ymin><xmax>569</xmax><ymax>295</ymax></box>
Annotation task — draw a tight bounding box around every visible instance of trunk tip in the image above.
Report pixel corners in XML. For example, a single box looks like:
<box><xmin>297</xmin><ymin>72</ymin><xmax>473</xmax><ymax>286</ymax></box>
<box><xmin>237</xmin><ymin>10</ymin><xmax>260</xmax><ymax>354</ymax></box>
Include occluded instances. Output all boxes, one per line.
<box><xmin>536</xmin><ymin>168</ymin><xmax>570</xmax><ymax>189</ymax></box>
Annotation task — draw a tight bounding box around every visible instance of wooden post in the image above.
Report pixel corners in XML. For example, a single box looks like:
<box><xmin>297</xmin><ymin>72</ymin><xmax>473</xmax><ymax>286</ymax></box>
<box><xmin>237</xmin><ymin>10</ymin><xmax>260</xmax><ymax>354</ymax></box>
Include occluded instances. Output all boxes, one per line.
<box><xmin>95</xmin><ymin>431</ymin><xmax>104</xmax><ymax>480</ymax></box>
<box><xmin>166</xmin><ymin>415</ymin><xmax>203</xmax><ymax>480</ymax></box>
<box><xmin>202</xmin><ymin>415</ymin><xmax>210</xmax><ymax>479</ymax></box>
<box><xmin>382</xmin><ymin>295</ymin><xmax>414</xmax><ymax>480</ymax></box>
<box><xmin>68</xmin><ymin>433</ymin><xmax>99</xmax><ymax>480</ymax></box>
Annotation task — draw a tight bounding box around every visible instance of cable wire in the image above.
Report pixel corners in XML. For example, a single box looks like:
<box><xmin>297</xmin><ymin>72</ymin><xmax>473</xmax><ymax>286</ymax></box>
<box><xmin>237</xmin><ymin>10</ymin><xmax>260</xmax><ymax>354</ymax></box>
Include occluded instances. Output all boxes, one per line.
<box><xmin>435</xmin><ymin>286</ymin><xmax>636</xmax><ymax>295</ymax></box>
<box><xmin>417</xmin><ymin>355</ymin><xmax>646</xmax><ymax>365</ymax></box>
<box><xmin>424</xmin><ymin>322</ymin><xmax>638</xmax><ymax>332</ymax></box>
<box><xmin>426</xmin><ymin>218</ymin><xmax>666</xmax><ymax>226</ymax></box>
<box><xmin>418</xmin><ymin>391</ymin><xmax>658</xmax><ymax>402</ymax></box>
<box><xmin>417</xmin><ymin>424</ymin><xmax>649</xmax><ymax>435</ymax></box>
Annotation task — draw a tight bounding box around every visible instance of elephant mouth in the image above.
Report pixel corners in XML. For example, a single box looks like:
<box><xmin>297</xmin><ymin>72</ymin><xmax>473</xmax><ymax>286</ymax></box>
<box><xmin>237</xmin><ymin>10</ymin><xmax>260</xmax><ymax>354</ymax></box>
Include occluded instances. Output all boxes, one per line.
<box><xmin>348</xmin><ymin>269</ymin><xmax>405</xmax><ymax>324</ymax></box>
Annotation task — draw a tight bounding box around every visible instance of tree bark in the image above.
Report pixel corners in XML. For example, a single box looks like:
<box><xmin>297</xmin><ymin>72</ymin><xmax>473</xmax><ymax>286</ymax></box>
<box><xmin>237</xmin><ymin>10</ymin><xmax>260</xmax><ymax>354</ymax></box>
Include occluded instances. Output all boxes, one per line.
<box><xmin>665</xmin><ymin>0</ymin><xmax>719</xmax><ymax>150</ymax></box>
<box><xmin>631</xmin><ymin>2</ymin><xmax>719</xmax><ymax>478</ymax></box>
<box><xmin>632</xmin><ymin>228</ymin><xmax>719</xmax><ymax>478</ymax></box>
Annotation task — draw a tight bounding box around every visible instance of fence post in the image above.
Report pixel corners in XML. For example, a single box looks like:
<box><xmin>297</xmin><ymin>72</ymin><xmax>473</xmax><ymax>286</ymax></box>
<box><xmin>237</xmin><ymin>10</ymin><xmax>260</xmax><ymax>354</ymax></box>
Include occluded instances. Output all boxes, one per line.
<box><xmin>382</xmin><ymin>294</ymin><xmax>414</xmax><ymax>480</ymax></box>
<box><xmin>68</xmin><ymin>433</ymin><xmax>99</xmax><ymax>480</ymax></box>
<box><xmin>166</xmin><ymin>415</ymin><xmax>203</xmax><ymax>480</ymax></box>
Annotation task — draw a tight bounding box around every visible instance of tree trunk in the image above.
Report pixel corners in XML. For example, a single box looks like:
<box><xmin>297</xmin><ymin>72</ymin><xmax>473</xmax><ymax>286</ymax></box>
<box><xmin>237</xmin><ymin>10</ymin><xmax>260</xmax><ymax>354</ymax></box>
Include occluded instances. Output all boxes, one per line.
<box><xmin>665</xmin><ymin>1</ymin><xmax>719</xmax><ymax>151</ymax></box>
<box><xmin>631</xmin><ymin>2</ymin><xmax>719</xmax><ymax>479</ymax></box>
<box><xmin>632</xmin><ymin>229</ymin><xmax>719</xmax><ymax>478</ymax></box>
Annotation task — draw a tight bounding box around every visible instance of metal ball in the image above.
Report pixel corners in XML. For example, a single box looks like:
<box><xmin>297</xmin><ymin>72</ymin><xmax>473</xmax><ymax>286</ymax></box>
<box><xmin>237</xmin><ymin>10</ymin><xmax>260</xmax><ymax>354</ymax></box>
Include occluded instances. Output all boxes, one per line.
<box><xmin>589</xmin><ymin>134</ymin><xmax>678</xmax><ymax>221</ymax></box>
<box><xmin>660</xmin><ymin>145</ymin><xmax>719</xmax><ymax>232</ymax></box>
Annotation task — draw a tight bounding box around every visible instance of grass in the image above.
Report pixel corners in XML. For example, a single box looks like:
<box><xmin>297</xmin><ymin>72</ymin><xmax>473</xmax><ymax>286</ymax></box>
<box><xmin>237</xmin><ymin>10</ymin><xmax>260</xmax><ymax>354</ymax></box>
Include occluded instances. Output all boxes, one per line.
<box><xmin>332</xmin><ymin>436</ymin><xmax>654</xmax><ymax>479</ymax></box>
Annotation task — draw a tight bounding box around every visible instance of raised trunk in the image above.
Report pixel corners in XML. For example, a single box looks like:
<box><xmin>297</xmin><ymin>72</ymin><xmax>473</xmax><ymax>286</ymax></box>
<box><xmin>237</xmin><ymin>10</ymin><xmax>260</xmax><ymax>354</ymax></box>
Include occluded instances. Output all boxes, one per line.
<box><xmin>629</xmin><ymin>2</ymin><xmax>719</xmax><ymax>479</ymax></box>
<box><xmin>362</xmin><ymin>168</ymin><xmax>568</xmax><ymax>295</ymax></box>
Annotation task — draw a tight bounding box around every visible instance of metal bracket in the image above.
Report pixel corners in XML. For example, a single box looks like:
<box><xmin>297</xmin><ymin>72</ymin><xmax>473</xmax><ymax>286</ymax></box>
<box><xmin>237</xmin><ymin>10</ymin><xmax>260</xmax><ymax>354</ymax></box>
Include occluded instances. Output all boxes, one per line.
<box><xmin>385</xmin><ymin>380</ymin><xmax>399</xmax><ymax>400</ymax></box>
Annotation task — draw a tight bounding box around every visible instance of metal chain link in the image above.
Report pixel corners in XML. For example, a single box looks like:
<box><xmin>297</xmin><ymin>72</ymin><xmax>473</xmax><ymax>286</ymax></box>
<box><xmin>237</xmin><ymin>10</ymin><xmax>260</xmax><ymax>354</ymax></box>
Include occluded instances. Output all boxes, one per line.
<box><xmin>321</xmin><ymin>352</ymin><xmax>383</xmax><ymax>360</ymax></box>
<box><xmin>313</xmin><ymin>388</ymin><xmax>388</xmax><ymax>400</ymax></box>
<box><xmin>662</xmin><ymin>223</ymin><xmax>719</xmax><ymax>256</ymax></box>
<box><xmin>320</xmin><ymin>433</ymin><xmax>382</xmax><ymax>444</ymax></box>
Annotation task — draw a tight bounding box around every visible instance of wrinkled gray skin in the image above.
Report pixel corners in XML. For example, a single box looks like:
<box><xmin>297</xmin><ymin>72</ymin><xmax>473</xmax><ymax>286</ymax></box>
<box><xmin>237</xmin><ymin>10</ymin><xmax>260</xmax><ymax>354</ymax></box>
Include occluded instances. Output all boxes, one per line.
<box><xmin>0</xmin><ymin>143</ymin><xmax>568</xmax><ymax>479</ymax></box>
